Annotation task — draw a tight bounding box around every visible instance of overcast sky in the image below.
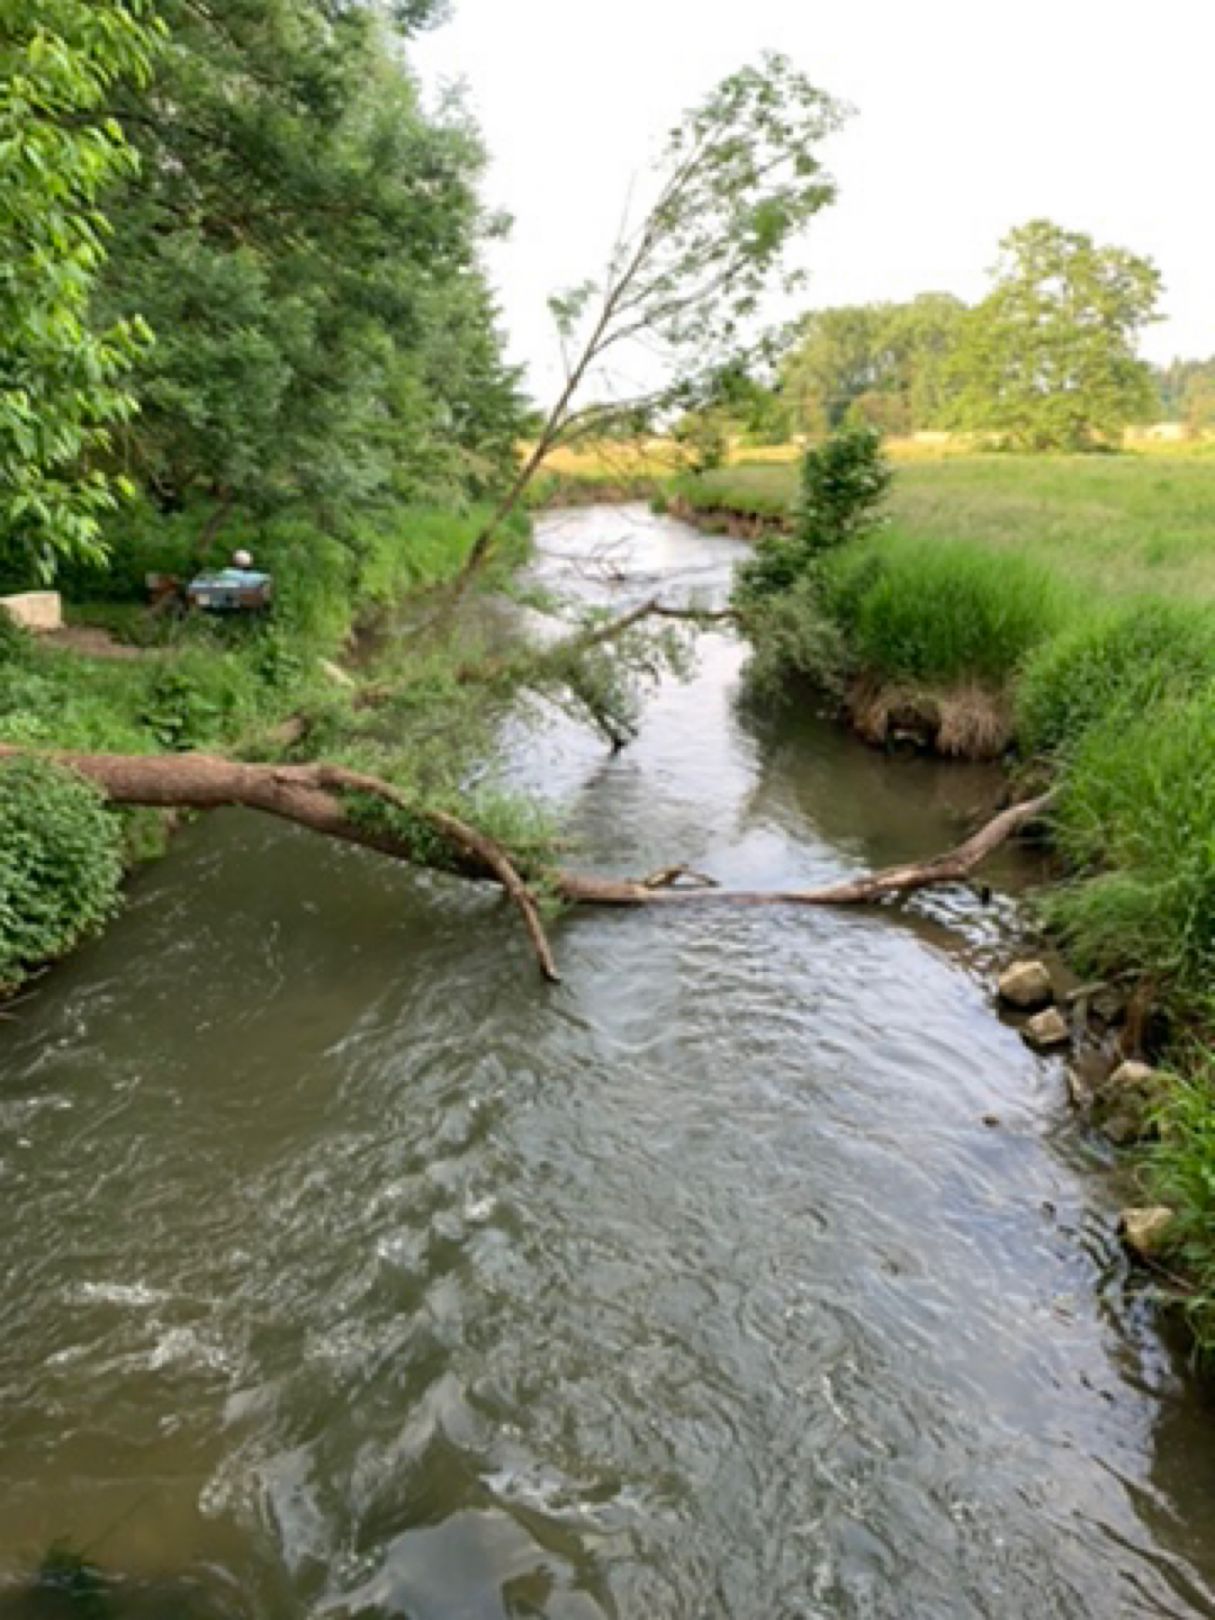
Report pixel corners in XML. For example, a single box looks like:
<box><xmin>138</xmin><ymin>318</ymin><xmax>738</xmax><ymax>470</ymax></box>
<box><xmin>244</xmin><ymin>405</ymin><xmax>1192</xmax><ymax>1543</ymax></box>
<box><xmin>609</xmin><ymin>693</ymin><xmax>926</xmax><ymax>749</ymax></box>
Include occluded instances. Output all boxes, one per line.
<box><xmin>415</xmin><ymin>0</ymin><xmax>1213</xmax><ymax>394</ymax></box>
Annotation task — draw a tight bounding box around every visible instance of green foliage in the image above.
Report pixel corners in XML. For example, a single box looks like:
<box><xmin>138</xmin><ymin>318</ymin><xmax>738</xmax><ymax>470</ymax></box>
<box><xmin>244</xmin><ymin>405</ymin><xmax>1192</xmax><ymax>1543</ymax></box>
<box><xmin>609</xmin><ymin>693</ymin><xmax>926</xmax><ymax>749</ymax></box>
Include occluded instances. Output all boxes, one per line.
<box><xmin>0</xmin><ymin>0</ymin><xmax>163</xmax><ymax>574</ymax></box>
<box><xmin>98</xmin><ymin>0</ymin><xmax>525</xmax><ymax>521</ymax></box>
<box><xmin>948</xmin><ymin>220</ymin><xmax>1162</xmax><ymax>450</ymax></box>
<box><xmin>735</xmin><ymin>429</ymin><xmax>891</xmax><ymax>607</ymax></box>
<box><xmin>527</xmin><ymin>52</ymin><xmax>845</xmax><ymax>505</ymax></box>
<box><xmin>1145</xmin><ymin>1062</ymin><xmax>1215</xmax><ymax>1351</ymax></box>
<box><xmin>672</xmin><ymin>409</ymin><xmax>730</xmax><ymax>474</ymax></box>
<box><xmin>781</xmin><ymin>293</ymin><xmax>967</xmax><ymax>434</ymax></box>
<box><xmin>825</xmin><ymin>536</ymin><xmax>1067</xmax><ymax>684</ymax></box>
<box><xmin>1155</xmin><ymin>356</ymin><xmax>1215</xmax><ymax>430</ymax></box>
<box><xmin>0</xmin><ymin>757</ymin><xmax>124</xmax><ymax>992</ymax></box>
<box><xmin>1043</xmin><ymin>689</ymin><xmax>1215</xmax><ymax>997</ymax></box>
<box><xmin>1017</xmin><ymin>600</ymin><xmax>1215</xmax><ymax>756</ymax></box>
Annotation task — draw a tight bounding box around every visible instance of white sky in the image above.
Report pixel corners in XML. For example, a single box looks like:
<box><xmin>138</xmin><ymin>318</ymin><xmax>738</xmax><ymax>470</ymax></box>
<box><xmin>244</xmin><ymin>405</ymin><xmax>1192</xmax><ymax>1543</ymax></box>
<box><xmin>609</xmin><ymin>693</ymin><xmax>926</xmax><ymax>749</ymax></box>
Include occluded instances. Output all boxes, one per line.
<box><xmin>414</xmin><ymin>0</ymin><xmax>1214</xmax><ymax>395</ymax></box>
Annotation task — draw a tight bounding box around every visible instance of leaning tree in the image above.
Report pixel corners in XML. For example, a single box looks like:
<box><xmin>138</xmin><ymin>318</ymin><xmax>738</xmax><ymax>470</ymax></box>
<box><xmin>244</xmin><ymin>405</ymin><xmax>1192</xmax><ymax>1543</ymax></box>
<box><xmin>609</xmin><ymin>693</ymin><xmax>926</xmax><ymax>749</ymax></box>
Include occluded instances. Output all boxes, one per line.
<box><xmin>457</xmin><ymin>53</ymin><xmax>849</xmax><ymax>583</ymax></box>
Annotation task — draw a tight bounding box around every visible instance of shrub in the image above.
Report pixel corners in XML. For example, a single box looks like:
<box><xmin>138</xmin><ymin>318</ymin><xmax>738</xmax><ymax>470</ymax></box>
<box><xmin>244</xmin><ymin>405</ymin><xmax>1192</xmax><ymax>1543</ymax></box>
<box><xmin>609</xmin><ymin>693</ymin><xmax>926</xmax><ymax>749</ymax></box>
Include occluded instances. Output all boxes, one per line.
<box><xmin>1017</xmin><ymin>599</ymin><xmax>1215</xmax><ymax>757</ymax></box>
<box><xmin>735</xmin><ymin>429</ymin><xmax>890</xmax><ymax>608</ymax></box>
<box><xmin>0</xmin><ymin>612</ymin><xmax>31</xmax><ymax>666</ymax></box>
<box><xmin>0</xmin><ymin>758</ymin><xmax>125</xmax><ymax>992</ymax></box>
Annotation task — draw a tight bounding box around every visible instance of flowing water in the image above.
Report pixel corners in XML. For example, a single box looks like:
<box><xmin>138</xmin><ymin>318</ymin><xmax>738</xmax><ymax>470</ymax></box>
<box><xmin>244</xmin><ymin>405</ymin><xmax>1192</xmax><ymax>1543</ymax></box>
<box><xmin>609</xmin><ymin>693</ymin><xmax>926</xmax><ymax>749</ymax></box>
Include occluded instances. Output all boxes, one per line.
<box><xmin>3</xmin><ymin>505</ymin><xmax>1215</xmax><ymax>1619</ymax></box>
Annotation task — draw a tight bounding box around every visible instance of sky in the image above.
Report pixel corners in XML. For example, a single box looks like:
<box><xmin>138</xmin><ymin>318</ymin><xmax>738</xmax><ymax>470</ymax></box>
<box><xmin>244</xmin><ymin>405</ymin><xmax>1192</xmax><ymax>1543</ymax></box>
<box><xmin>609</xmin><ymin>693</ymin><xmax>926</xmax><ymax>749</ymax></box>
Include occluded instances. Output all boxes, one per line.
<box><xmin>414</xmin><ymin>0</ymin><xmax>1214</xmax><ymax>396</ymax></box>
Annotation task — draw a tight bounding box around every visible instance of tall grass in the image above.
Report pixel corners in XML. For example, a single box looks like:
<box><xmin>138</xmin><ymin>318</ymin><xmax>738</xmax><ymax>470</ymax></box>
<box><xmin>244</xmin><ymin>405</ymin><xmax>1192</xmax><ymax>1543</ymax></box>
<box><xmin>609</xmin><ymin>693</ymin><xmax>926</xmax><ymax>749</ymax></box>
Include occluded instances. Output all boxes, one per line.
<box><xmin>678</xmin><ymin>453</ymin><xmax>1215</xmax><ymax>601</ymax></box>
<box><xmin>825</xmin><ymin>536</ymin><xmax>1071</xmax><ymax>685</ymax></box>
<box><xmin>1043</xmin><ymin>690</ymin><xmax>1215</xmax><ymax>1000</ymax></box>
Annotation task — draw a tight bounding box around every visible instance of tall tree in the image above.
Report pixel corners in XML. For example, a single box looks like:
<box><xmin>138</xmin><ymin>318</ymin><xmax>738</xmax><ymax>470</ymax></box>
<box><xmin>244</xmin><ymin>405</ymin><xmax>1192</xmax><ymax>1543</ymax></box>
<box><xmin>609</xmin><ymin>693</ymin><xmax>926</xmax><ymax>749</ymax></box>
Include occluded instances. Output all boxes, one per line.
<box><xmin>948</xmin><ymin>220</ymin><xmax>1162</xmax><ymax>450</ymax></box>
<box><xmin>97</xmin><ymin>0</ymin><xmax>523</xmax><ymax>530</ymax></box>
<box><xmin>458</xmin><ymin>53</ymin><xmax>847</xmax><ymax>580</ymax></box>
<box><xmin>0</xmin><ymin>0</ymin><xmax>163</xmax><ymax>574</ymax></box>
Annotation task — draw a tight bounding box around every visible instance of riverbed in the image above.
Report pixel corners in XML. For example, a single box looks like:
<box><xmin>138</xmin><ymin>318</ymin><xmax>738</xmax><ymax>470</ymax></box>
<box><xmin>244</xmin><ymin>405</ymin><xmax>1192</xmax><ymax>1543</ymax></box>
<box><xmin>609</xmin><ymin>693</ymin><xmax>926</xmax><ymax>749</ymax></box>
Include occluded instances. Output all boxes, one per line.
<box><xmin>2</xmin><ymin>506</ymin><xmax>1215</xmax><ymax>1618</ymax></box>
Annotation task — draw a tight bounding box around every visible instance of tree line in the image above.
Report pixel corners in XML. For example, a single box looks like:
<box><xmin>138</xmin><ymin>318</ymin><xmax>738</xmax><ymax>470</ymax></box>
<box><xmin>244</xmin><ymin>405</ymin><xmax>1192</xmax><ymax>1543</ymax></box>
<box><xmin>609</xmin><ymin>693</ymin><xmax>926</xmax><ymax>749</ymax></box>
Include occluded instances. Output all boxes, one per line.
<box><xmin>690</xmin><ymin>221</ymin><xmax>1210</xmax><ymax>454</ymax></box>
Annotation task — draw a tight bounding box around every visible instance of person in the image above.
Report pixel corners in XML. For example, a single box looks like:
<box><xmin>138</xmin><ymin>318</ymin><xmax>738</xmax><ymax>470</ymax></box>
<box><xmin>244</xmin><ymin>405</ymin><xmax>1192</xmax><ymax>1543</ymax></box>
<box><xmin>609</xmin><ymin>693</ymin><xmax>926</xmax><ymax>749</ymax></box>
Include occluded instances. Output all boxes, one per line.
<box><xmin>231</xmin><ymin>549</ymin><xmax>255</xmax><ymax>573</ymax></box>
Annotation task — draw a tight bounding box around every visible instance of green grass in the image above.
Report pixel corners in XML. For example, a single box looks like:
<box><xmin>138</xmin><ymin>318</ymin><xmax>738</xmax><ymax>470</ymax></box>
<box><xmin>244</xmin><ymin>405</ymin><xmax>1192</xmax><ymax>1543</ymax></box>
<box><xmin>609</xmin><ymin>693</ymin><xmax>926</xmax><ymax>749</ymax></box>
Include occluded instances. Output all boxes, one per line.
<box><xmin>824</xmin><ymin>535</ymin><xmax>1071</xmax><ymax>685</ymax></box>
<box><xmin>679</xmin><ymin>454</ymin><xmax>1215</xmax><ymax>600</ymax></box>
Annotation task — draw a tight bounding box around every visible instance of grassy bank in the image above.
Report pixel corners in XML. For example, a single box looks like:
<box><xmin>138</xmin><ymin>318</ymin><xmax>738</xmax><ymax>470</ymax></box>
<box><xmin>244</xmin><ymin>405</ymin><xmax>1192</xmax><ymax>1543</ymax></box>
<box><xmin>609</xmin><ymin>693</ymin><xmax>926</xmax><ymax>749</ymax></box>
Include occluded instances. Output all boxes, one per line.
<box><xmin>0</xmin><ymin>500</ymin><xmax>529</xmax><ymax>992</ymax></box>
<box><xmin>681</xmin><ymin>449</ymin><xmax>1215</xmax><ymax>1344</ymax></box>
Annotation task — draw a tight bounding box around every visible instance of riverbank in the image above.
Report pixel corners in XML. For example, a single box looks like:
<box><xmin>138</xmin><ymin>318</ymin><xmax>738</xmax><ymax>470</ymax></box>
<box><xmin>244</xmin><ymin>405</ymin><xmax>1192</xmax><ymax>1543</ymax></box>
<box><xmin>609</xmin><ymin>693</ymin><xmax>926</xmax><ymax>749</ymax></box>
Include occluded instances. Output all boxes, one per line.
<box><xmin>0</xmin><ymin>500</ymin><xmax>530</xmax><ymax>994</ymax></box>
<box><xmin>667</xmin><ymin>453</ymin><xmax>1215</xmax><ymax>1348</ymax></box>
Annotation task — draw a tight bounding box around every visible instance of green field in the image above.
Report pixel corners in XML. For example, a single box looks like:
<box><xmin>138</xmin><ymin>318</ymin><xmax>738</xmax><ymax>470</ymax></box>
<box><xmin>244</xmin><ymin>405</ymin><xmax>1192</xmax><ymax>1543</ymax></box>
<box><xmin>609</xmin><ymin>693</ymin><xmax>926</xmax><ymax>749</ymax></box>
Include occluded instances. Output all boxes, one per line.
<box><xmin>676</xmin><ymin>454</ymin><xmax>1215</xmax><ymax>600</ymax></box>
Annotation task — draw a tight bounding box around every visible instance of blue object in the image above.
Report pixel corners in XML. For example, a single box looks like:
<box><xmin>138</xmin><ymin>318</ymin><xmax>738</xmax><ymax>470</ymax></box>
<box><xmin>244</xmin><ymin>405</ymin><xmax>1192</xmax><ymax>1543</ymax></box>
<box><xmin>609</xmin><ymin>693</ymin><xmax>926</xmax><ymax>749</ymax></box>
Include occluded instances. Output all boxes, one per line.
<box><xmin>187</xmin><ymin>568</ymin><xmax>274</xmax><ymax>612</ymax></box>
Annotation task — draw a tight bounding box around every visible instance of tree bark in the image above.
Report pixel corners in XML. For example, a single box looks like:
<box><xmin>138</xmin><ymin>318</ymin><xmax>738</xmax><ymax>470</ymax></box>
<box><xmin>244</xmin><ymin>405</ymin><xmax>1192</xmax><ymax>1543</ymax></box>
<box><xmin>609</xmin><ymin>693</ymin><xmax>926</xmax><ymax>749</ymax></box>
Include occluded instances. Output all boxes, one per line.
<box><xmin>0</xmin><ymin>746</ymin><xmax>1054</xmax><ymax>980</ymax></box>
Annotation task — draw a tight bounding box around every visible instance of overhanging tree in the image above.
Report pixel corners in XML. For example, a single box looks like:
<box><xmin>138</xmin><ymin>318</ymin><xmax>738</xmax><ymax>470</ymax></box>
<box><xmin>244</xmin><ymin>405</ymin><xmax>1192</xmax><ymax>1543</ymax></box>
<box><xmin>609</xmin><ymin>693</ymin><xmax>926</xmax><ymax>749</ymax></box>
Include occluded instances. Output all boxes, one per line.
<box><xmin>96</xmin><ymin>0</ymin><xmax>524</xmax><ymax>530</ymax></box>
<box><xmin>458</xmin><ymin>53</ymin><xmax>848</xmax><ymax>582</ymax></box>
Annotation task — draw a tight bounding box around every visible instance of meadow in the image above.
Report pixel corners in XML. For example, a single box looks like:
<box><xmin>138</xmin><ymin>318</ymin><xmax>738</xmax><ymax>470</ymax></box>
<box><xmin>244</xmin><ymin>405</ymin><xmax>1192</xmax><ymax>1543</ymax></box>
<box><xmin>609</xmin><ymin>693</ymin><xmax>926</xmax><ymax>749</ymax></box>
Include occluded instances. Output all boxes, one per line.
<box><xmin>673</xmin><ymin>451</ymin><xmax>1215</xmax><ymax>600</ymax></box>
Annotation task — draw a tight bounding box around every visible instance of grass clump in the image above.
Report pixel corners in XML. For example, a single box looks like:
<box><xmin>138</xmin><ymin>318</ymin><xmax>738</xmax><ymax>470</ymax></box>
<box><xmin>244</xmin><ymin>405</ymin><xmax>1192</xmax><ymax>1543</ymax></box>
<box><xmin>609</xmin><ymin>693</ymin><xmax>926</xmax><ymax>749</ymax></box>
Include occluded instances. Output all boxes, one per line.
<box><xmin>1043</xmin><ymin>689</ymin><xmax>1215</xmax><ymax>1001</ymax></box>
<box><xmin>1146</xmin><ymin>1061</ymin><xmax>1215</xmax><ymax>1348</ymax></box>
<box><xmin>825</xmin><ymin>536</ymin><xmax>1069</xmax><ymax>686</ymax></box>
<box><xmin>1017</xmin><ymin>599</ymin><xmax>1215</xmax><ymax>756</ymax></box>
<box><xmin>0</xmin><ymin>758</ymin><xmax>125</xmax><ymax>993</ymax></box>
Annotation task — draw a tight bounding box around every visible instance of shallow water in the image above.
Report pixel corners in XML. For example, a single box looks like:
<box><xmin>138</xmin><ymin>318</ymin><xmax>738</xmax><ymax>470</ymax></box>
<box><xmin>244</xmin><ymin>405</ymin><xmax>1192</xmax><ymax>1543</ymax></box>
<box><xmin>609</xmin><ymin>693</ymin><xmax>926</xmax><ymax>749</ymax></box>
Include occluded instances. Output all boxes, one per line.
<box><xmin>3</xmin><ymin>506</ymin><xmax>1215</xmax><ymax>1619</ymax></box>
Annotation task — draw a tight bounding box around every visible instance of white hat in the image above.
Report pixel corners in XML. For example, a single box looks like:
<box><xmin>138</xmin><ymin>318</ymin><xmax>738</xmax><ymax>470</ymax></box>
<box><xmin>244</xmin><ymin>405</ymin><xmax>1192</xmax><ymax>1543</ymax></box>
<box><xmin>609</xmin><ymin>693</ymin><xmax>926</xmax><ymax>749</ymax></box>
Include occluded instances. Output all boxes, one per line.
<box><xmin>232</xmin><ymin>549</ymin><xmax>253</xmax><ymax>569</ymax></box>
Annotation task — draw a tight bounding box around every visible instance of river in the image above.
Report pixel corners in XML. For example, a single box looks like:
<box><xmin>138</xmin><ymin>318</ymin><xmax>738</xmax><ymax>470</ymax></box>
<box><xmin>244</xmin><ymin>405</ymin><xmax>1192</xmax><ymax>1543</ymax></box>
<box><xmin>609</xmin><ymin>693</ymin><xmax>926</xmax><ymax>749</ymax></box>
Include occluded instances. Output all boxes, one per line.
<box><xmin>3</xmin><ymin>505</ymin><xmax>1215</xmax><ymax>1619</ymax></box>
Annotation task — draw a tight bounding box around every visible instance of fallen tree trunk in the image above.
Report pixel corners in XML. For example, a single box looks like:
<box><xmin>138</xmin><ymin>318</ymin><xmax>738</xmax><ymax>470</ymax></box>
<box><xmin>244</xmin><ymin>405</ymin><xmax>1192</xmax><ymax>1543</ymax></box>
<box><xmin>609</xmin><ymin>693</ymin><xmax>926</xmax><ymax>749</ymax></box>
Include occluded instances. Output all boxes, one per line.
<box><xmin>0</xmin><ymin>746</ymin><xmax>1054</xmax><ymax>980</ymax></box>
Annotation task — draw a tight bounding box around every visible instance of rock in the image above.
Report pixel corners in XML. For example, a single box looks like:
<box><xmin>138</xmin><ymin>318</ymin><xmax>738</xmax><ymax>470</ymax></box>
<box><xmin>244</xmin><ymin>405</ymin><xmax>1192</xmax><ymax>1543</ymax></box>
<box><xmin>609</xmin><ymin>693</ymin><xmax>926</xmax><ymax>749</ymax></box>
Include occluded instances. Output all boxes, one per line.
<box><xmin>1067</xmin><ymin>1067</ymin><xmax>1096</xmax><ymax>1109</ymax></box>
<box><xmin>1066</xmin><ymin>1049</ymin><xmax>1108</xmax><ymax>1111</ymax></box>
<box><xmin>1103</xmin><ymin>1059</ymin><xmax>1159</xmax><ymax>1098</ymax></box>
<box><xmin>1023</xmin><ymin>1008</ymin><xmax>1070</xmax><ymax>1051</ymax></box>
<box><xmin>0</xmin><ymin>590</ymin><xmax>62</xmax><ymax>632</ymax></box>
<box><xmin>1119</xmin><ymin>1205</ymin><xmax>1175</xmax><ymax>1260</ymax></box>
<box><xmin>998</xmin><ymin>959</ymin><xmax>1054</xmax><ymax>1010</ymax></box>
<box><xmin>1093</xmin><ymin>1060</ymin><xmax>1166</xmax><ymax>1144</ymax></box>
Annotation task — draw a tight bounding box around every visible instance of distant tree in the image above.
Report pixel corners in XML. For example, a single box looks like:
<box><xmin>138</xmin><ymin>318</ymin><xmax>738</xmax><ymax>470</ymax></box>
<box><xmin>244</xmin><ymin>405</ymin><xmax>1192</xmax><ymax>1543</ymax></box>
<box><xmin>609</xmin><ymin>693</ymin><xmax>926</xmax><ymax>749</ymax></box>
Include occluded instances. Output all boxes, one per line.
<box><xmin>0</xmin><ymin>0</ymin><xmax>163</xmax><ymax>574</ymax></box>
<box><xmin>949</xmin><ymin>221</ymin><xmax>1162</xmax><ymax>450</ymax></box>
<box><xmin>672</xmin><ymin>408</ymin><xmax>730</xmax><ymax>473</ymax></box>
<box><xmin>782</xmin><ymin>305</ymin><xmax>888</xmax><ymax>431</ymax></box>
<box><xmin>1184</xmin><ymin>368</ymin><xmax>1215</xmax><ymax>434</ymax></box>
<box><xmin>781</xmin><ymin>293</ymin><xmax>966</xmax><ymax>435</ymax></box>
<box><xmin>457</xmin><ymin>53</ymin><xmax>847</xmax><ymax>581</ymax></box>
<box><xmin>1157</xmin><ymin>358</ymin><xmax>1215</xmax><ymax>432</ymax></box>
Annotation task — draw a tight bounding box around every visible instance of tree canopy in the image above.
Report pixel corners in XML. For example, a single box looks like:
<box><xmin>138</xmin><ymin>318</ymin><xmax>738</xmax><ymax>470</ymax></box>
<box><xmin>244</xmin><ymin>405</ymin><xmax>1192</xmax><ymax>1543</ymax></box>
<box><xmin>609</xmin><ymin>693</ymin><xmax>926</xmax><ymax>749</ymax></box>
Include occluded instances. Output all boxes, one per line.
<box><xmin>1</xmin><ymin>0</ymin><xmax>526</xmax><ymax>578</ymax></box>
<box><xmin>0</xmin><ymin>0</ymin><xmax>164</xmax><ymax>574</ymax></box>
<box><xmin>946</xmin><ymin>220</ymin><xmax>1162</xmax><ymax>450</ymax></box>
<box><xmin>780</xmin><ymin>294</ymin><xmax>966</xmax><ymax>436</ymax></box>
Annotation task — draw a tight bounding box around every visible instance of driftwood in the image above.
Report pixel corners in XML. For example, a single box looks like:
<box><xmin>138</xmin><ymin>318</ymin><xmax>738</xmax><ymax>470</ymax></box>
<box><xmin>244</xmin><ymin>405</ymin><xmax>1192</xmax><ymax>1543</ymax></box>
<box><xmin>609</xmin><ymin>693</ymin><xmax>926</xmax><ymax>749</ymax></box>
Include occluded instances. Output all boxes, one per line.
<box><xmin>0</xmin><ymin>745</ymin><xmax>1054</xmax><ymax>981</ymax></box>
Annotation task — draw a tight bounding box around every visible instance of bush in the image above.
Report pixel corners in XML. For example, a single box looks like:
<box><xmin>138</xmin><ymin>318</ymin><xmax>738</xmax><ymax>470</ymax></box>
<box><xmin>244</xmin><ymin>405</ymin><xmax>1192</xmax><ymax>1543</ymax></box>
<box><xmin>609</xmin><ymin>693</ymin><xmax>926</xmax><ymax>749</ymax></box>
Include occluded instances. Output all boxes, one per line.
<box><xmin>735</xmin><ymin>429</ymin><xmax>890</xmax><ymax>608</ymax></box>
<box><xmin>824</xmin><ymin>536</ymin><xmax>1069</xmax><ymax>685</ymax></box>
<box><xmin>1017</xmin><ymin>599</ymin><xmax>1215</xmax><ymax>757</ymax></box>
<box><xmin>0</xmin><ymin>758</ymin><xmax>125</xmax><ymax>992</ymax></box>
